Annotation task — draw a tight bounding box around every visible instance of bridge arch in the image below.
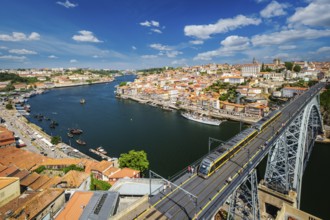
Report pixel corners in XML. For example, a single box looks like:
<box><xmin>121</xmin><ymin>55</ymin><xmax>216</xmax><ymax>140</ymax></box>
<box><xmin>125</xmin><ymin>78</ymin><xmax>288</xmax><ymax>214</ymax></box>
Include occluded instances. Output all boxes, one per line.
<box><xmin>264</xmin><ymin>95</ymin><xmax>323</xmax><ymax>208</ymax></box>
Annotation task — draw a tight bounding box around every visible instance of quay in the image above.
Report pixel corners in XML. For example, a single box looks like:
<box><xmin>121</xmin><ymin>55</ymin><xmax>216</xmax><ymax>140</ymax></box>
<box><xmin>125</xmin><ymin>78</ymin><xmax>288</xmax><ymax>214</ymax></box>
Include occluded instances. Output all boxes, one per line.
<box><xmin>89</xmin><ymin>148</ymin><xmax>112</xmax><ymax>160</ymax></box>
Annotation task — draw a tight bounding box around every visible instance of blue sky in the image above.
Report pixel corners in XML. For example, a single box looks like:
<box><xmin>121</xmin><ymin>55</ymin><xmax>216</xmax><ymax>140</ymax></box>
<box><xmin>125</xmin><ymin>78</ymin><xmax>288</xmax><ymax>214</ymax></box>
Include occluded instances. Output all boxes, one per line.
<box><xmin>0</xmin><ymin>0</ymin><xmax>329</xmax><ymax>69</ymax></box>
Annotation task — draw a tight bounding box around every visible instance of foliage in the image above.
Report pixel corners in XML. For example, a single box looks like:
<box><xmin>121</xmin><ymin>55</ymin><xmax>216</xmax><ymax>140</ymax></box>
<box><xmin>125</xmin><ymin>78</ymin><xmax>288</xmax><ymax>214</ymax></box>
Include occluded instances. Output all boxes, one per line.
<box><xmin>62</xmin><ymin>164</ymin><xmax>84</xmax><ymax>174</ymax></box>
<box><xmin>138</xmin><ymin>67</ymin><xmax>173</xmax><ymax>75</ymax></box>
<box><xmin>320</xmin><ymin>88</ymin><xmax>330</xmax><ymax>112</ymax></box>
<box><xmin>205</xmin><ymin>81</ymin><xmax>232</xmax><ymax>93</ymax></box>
<box><xmin>284</xmin><ymin>62</ymin><xmax>293</xmax><ymax>71</ymax></box>
<box><xmin>0</xmin><ymin>73</ymin><xmax>38</xmax><ymax>84</ymax></box>
<box><xmin>90</xmin><ymin>174</ymin><xmax>111</xmax><ymax>190</ymax></box>
<box><xmin>5</xmin><ymin>103</ymin><xmax>13</xmax><ymax>110</ymax></box>
<box><xmin>51</xmin><ymin>135</ymin><xmax>61</xmax><ymax>145</ymax></box>
<box><xmin>293</xmin><ymin>65</ymin><xmax>301</xmax><ymax>72</ymax></box>
<box><xmin>308</xmin><ymin>80</ymin><xmax>318</xmax><ymax>87</ymax></box>
<box><xmin>119</xmin><ymin>81</ymin><xmax>127</xmax><ymax>87</ymax></box>
<box><xmin>35</xmin><ymin>166</ymin><xmax>46</xmax><ymax>174</ymax></box>
<box><xmin>119</xmin><ymin>150</ymin><xmax>149</xmax><ymax>173</ymax></box>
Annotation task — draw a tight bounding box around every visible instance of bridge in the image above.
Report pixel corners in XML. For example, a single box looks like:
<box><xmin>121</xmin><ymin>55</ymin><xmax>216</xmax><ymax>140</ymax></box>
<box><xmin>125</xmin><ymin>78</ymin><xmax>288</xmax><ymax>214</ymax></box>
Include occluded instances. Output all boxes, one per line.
<box><xmin>135</xmin><ymin>82</ymin><xmax>325</xmax><ymax>220</ymax></box>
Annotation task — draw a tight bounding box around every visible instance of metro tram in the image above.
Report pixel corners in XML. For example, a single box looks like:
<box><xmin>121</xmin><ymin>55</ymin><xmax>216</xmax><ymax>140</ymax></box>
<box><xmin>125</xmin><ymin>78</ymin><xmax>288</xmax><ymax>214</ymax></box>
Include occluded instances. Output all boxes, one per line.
<box><xmin>197</xmin><ymin>110</ymin><xmax>282</xmax><ymax>179</ymax></box>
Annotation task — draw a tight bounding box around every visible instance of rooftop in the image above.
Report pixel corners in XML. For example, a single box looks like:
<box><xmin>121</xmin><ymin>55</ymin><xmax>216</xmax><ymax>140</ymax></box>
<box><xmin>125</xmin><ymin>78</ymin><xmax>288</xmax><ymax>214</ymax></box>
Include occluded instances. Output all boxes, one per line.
<box><xmin>0</xmin><ymin>177</ymin><xmax>19</xmax><ymax>190</ymax></box>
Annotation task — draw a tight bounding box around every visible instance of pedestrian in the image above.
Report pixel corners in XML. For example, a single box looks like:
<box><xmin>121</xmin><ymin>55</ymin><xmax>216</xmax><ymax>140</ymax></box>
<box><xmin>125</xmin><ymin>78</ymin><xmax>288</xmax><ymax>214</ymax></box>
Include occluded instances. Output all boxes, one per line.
<box><xmin>187</xmin><ymin>166</ymin><xmax>191</xmax><ymax>174</ymax></box>
<box><xmin>191</xmin><ymin>166</ymin><xmax>194</xmax><ymax>174</ymax></box>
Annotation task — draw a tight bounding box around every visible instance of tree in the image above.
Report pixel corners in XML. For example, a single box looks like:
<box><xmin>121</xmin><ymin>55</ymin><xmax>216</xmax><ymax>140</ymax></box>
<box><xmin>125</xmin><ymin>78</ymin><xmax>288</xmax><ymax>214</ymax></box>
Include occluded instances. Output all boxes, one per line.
<box><xmin>5</xmin><ymin>103</ymin><xmax>13</xmax><ymax>110</ymax></box>
<box><xmin>119</xmin><ymin>82</ymin><xmax>127</xmax><ymax>87</ymax></box>
<box><xmin>284</xmin><ymin>62</ymin><xmax>293</xmax><ymax>71</ymax></box>
<box><xmin>51</xmin><ymin>136</ymin><xmax>61</xmax><ymax>145</ymax></box>
<box><xmin>119</xmin><ymin>150</ymin><xmax>149</xmax><ymax>173</ymax></box>
<box><xmin>261</xmin><ymin>63</ymin><xmax>265</xmax><ymax>71</ymax></box>
<box><xmin>293</xmin><ymin>65</ymin><xmax>301</xmax><ymax>72</ymax></box>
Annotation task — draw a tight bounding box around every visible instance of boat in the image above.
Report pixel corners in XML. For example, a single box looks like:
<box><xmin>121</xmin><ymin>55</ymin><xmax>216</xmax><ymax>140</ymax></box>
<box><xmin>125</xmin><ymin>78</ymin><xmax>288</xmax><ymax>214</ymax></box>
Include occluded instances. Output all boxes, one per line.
<box><xmin>69</xmin><ymin>128</ymin><xmax>83</xmax><ymax>135</ymax></box>
<box><xmin>181</xmin><ymin>112</ymin><xmax>222</xmax><ymax>126</ymax></box>
<box><xmin>67</xmin><ymin>132</ymin><xmax>73</xmax><ymax>138</ymax></box>
<box><xmin>76</xmin><ymin>139</ymin><xmax>86</xmax><ymax>145</ymax></box>
<box><xmin>96</xmin><ymin>146</ymin><xmax>107</xmax><ymax>154</ymax></box>
<box><xmin>80</xmin><ymin>98</ymin><xmax>86</xmax><ymax>104</ymax></box>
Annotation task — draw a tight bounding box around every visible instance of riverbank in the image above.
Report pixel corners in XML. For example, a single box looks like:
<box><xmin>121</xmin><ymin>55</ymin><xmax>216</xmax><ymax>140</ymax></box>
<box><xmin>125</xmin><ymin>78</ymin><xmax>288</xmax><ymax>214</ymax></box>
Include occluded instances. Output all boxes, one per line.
<box><xmin>117</xmin><ymin>94</ymin><xmax>260</xmax><ymax>124</ymax></box>
<box><xmin>52</xmin><ymin>78</ymin><xmax>114</xmax><ymax>89</ymax></box>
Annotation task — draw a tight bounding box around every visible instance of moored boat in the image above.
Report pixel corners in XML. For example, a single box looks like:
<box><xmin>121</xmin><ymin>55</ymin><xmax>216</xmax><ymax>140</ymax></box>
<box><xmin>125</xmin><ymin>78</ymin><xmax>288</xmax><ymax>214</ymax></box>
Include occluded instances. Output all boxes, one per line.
<box><xmin>76</xmin><ymin>139</ymin><xmax>86</xmax><ymax>145</ymax></box>
<box><xmin>96</xmin><ymin>146</ymin><xmax>107</xmax><ymax>154</ymax></box>
<box><xmin>80</xmin><ymin>98</ymin><xmax>86</xmax><ymax>104</ymax></box>
<box><xmin>69</xmin><ymin>128</ymin><xmax>83</xmax><ymax>135</ymax></box>
<box><xmin>181</xmin><ymin>111</ymin><xmax>222</xmax><ymax>126</ymax></box>
<box><xmin>67</xmin><ymin>132</ymin><xmax>73</xmax><ymax>138</ymax></box>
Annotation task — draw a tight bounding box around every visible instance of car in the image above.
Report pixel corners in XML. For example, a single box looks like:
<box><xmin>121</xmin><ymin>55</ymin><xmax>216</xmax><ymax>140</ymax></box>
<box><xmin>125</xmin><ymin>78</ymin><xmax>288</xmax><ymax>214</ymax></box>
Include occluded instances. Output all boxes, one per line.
<box><xmin>31</xmin><ymin>138</ymin><xmax>36</xmax><ymax>141</ymax></box>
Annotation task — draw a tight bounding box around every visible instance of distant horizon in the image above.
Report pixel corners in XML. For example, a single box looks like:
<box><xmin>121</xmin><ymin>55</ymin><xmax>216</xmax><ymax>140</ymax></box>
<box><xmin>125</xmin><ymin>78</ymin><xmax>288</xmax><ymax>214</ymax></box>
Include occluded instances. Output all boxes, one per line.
<box><xmin>0</xmin><ymin>0</ymin><xmax>329</xmax><ymax>69</ymax></box>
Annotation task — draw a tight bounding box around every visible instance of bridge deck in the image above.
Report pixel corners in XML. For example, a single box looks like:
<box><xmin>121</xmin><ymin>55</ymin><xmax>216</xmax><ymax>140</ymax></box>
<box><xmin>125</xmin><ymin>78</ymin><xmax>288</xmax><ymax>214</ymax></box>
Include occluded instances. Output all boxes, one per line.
<box><xmin>136</xmin><ymin>83</ymin><xmax>325</xmax><ymax>220</ymax></box>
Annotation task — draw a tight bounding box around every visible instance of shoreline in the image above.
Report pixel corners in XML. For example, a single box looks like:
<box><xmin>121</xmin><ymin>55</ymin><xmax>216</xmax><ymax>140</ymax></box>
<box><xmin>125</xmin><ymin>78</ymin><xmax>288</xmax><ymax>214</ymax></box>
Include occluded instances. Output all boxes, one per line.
<box><xmin>117</xmin><ymin>94</ymin><xmax>260</xmax><ymax>124</ymax></box>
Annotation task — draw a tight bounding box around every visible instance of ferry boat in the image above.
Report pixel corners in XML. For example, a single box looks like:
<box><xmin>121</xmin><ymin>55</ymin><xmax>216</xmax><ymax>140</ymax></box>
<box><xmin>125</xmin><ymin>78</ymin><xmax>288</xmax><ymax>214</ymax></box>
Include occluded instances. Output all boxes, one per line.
<box><xmin>181</xmin><ymin>112</ymin><xmax>222</xmax><ymax>126</ymax></box>
<box><xmin>96</xmin><ymin>146</ymin><xmax>107</xmax><ymax>154</ymax></box>
<box><xmin>76</xmin><ymin>139</ymin><xmax>86</xmax><ymax>145</ymax></box>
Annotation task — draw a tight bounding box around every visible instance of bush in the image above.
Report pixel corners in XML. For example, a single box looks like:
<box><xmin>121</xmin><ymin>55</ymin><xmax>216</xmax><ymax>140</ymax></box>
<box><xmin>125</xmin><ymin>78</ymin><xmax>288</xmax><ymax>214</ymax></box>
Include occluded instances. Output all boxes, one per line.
<box><xmin>62</xmin><ymin>164</ymin><xmax>84</xmax><ymax>174</ymax></box>
<box><xmin>35</xmin><ymin>165</ymin><xmax>46</xmax><ymax>174</ymax></box>
<box><xmin>90</xmin><ymin>174</ymin><xmax>111</xmax><ymax>190</ymax></box>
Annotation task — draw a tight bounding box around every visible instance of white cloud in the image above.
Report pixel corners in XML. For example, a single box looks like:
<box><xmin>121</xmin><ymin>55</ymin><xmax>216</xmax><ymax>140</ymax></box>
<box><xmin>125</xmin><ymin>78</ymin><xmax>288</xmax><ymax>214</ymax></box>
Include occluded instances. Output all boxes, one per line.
<box><xmin>288</xmin><ymin>0</ymin><xmax>330</xmax><ymax>27</ymax></box>
<box><xmin>72</xmin><ymin>30</ymin><xmax>102</xmax><ymax>43</ymax></box>
<box><xmin>220</xmin><ymin>35</ymin><xmax>250</xmax><ymax>47</ymax></box>
<box><xmin>189</xmin><ymin>40</ymin><xmax>204</xmax><ymax>45</ymax></box>
<box><xmin>141</xmin><ymin>55</ymin><xmax>158</xmax><ymax>59</ymax></box>
<box><xmin>279</xmin><ymin>45</ymin><xmax>297</xmax><ymax>50</ymax></box>
<box><xmin>165</xmin><ymin>51</ymin><xmax>182</xmax><ymax>58</ymax></box>
<box><xmin>132</xmin><ymin>46</ymin><xmax>137</xmax><ymax>50</ymax></box>
<box><xmin>48</xmin><ymin>55</ymin><xmax>58</xmax><ymax>59</ymax></box>
<box><xmin>56</xmin><ymin>0</ymin><xmax>78</xmax><ymax>8</ymax></box>
<box><xmin>193</xmin><ymin>35</ymin><xmax>250</xmax><ymax>61</ymax></box>
<box><xmin>92</xmin><ymin>55</ymin><xmax>99</xmax><ymax>58</ymax></box>
<box><xmin>0</xmin><ymin>55</ymin><xmax>26</xmax><ymax>61</ymax></box>
<box><xmin>140</xmin><ymin>20</ymin><xmax>160</xmax><ymax>27</ymax></box>
<box><xmin>251</xmin><ymin>28</ymin><xmax>330</xmax><ymax>46</ymax></box>
<box><xmin>260</xmin><ymin>1</ymin><xmax>289</xmax><ymax>18</ymax></box>
<box><xmin>0</xmin><ymin>46</ymin><xmax>7</xmax><ymax>50</ymax></box>
<box><xmin>9</xmin><ymin>49</ymin><xmax>37</xmax><ymax>55</ymax></box>
<box><xmin>184</xmin><ymin>15</ymin><xmax>261</xmax><ymax>39</ymax></box>
<box><xmin>0</xmin><ymin>32</ymin><xmax>40</xmax><ymax>41</ymax></box>
<box><xmin>316</xmin><ymin>46</ymin><xmax>330</xmax><ymax>53</ymax></box>
<box><xmin>70</xmin><ymin>59</ymin><xmax>77</xmax><ymax>63</ymax></box>
<box><xmin>171</xmin><ymin>59</ymin><xmax>187</xmax><ymax>65</ymax></box>
<box><xmin>151</xmin><ymin>29</ymin><xmax>162</xmax><ymax>34</ymax></box>
<box><xmin>150</xmin><ymin>43</ymin><xmax>172</xmax><ymax>51</ymax></box>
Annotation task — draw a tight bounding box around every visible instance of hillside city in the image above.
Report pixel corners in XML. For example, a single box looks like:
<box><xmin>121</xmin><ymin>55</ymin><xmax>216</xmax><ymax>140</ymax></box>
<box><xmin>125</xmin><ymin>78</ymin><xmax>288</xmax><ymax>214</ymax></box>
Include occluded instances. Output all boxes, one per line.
<box><xmin>0</xmin><ymin>58</ymin><xmax>330</xmax><ymax>220</ymax></box>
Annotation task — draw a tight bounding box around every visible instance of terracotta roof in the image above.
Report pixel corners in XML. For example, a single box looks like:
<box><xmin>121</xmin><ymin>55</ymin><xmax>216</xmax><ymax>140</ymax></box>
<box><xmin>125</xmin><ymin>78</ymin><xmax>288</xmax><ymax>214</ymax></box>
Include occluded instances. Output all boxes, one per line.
<box><xmin>55</xmin><ymin>191</ymin><xmax>93</xmax><ymax>220</ymax></box>
<box><xmin>28</xmin><ymin>175</ymin><xmax>51</xmax><ymax>191</ymax></box>
<box><xmin>40</xmin><ymin>158</ymin><xmax>84</xmax><ymax>167</ymax></box>
<box><xmin>0</xmin><ymin>191</ymin><xmax>39</xmax><ymax>220</ymax></box>
<box><xmin>20</xmin><ymin>172</ymin><xmax>40</xmax><ymax>187</ymax></box>
<box><xmin>0</xmin><ymin>166</ymin><xmax>19</xmax><ymax>177</ymax></box>
<box><xmin>39</xmin><ymin>176</ymin><xmax>62</xmax><ymax>189</ymax></box>
<box><xmin>11</xmin><ymin>170</ymin><xmax>30</xmax><ymax>181</ymax></box>
<box><xmin>59</xmin><ymin>170</ymin><xmax>89</xmax><ymax>188</ymax></box>
<box><xmin>0</xmin><ymin>146</ymin><xmax>45</xmax><ymax>170</ymax></box>
<box><xmin>11</xmin><ymin>188</ymin><xmax>65</xmax><ymax>220</ymax></box>
<box><xmin>103</xmin><ymin>167</ymin><xmax>120</xmax><ymax>177</ymax></box>
<box><xmin>0</xmin><ymin>164</ymin><xmax>7</xmax><ymax>172</ymax></box>
<box><xmin>108</xmin><ymin>167</ymin><xmax>140</xmax><ymax>179</ymax></box>
<box><xmin>0</xmin><ymin>127</ymin><xmax>15</xmax><ymax>146</ymax></box>
<box><xmin>0</xmin><ymin>177</ymin><xmax>19</xmax><ymax>190</ymax></box>
<box><xmin>283</xmin><ymin>86</ymin><xmax>308</xmax><ymax>91</ymax></box>
<box><xmin>91</xmin><ymin>160</ymin><xmax>113</xmax><ymax>173</ymax></box>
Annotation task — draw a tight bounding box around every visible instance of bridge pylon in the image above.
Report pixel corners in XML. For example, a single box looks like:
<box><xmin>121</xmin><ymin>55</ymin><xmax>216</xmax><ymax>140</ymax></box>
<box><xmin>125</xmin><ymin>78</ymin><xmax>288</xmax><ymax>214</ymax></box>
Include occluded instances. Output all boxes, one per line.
<box><xmin>228</xmin><ymin>169</ymin><xmax>260</xmax><ymax>220</ymax></box>
<box><xmin>264</xmin><ymin>95</ymin><xmax>323</xmax><ymax>208</ymax></box>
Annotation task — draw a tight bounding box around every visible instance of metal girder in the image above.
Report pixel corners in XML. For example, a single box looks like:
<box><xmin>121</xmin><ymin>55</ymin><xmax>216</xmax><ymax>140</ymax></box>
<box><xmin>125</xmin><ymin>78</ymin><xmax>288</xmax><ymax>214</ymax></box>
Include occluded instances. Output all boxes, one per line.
<box><xmin>264</xmin><ymin>96</ymin><xmax>322</xmax><ymax>208</ymax></box>
<box><xmin>228</xmin><ymin>170</ymin><xmax>260</xmax><ymax>220</ymax></box>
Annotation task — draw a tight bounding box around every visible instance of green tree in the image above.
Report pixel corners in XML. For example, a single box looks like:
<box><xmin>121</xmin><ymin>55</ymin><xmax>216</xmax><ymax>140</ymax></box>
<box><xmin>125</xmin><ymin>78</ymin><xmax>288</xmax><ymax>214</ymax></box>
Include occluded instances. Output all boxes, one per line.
<box><xmin>119</xmin><ymin>82</ymin><xmax>127</xmax><ymax>87</ymax></box>
<box><xmin>119</xmin><ymin>150</ymin><xmax>149</xmax><ymax>173</ymax></box>
<box><xmin>284</xmin><ymin>62</ymin><xmax>293</xmax><ymax>71</ymax></box>
<box><xmin>90</xmin><ymin>174</ymin><xmax>111</xmax><ymax>190</ymax></box>
<box><xmin>62</xmin><ymin>164</ymin><xmax>84</xmax><ymax>174</ymax></box>
<box><xmin>293</xmin><ymin>65</ymin><xmax>301</xmax><ymax>72</ymax></box>
<box><xmin>5</xmin><ymin>103</ymin><xmax>13</xmax><ymax>110</ymax></box>
<box><xmin>261</xmin><ymin>63</ymin><xmax>265</xmax><ymax>71</ymax></box>
<box><xmin>51</xmin><ymin>136</ymin><xmax>61</xmax><ymax>145</ymax></box>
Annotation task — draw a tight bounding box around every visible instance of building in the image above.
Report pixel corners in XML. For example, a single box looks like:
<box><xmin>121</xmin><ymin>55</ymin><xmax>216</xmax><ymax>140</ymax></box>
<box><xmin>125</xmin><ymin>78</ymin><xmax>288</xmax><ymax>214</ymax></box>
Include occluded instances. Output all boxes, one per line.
<box><xmin>55</xmin><ymin>191</ymin><xmax>119</xmax><ymax>220</ymax></box>
<box><xmin>0</xmin><ymin>177</ymin><xmax>20</xmax><ymax>208</ymax></box>
<box><xmin>221</xmin><ymin>76</ymin><xmax>245</xmax><ymax>84</ymax></box>
<box><xmin>241</xmin><ymin>63</ymin><xmax>261</xmax><ymax>78</ymax></box>
<box><xmin>0</xmin><ymin>127</ymin><xmax>15</xmax><ymax>148</ymax></box>
<box><xmin>282</xmin><ymin>87</ymin><xmax>308</xmax><ymax>98</ymax></box>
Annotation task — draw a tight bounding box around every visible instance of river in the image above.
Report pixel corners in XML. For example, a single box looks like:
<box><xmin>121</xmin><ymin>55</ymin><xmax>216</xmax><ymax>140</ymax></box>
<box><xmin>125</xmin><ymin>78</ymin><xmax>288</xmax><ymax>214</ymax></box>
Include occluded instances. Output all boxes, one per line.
<box><xmin>26</xmin><ymin>75</ymin><xmax>329</xmax><ymax>219</ymax></box>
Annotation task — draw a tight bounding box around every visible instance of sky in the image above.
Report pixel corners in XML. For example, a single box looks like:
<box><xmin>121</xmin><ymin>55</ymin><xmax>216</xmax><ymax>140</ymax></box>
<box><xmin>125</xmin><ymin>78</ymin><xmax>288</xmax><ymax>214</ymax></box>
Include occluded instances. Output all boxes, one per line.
<box><xmin>0</xmin><ymin>0</ymin><xmax>329</xmax><ymax>69</ymax></box>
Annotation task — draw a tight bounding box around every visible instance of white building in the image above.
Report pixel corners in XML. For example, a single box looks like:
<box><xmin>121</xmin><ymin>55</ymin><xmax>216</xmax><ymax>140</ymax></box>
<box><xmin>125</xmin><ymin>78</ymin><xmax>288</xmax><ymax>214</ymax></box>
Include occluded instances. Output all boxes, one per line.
<box><xmin>241</xmin><ymin>64</ymin><xmax>261</xmax><ymax>78</ymax></box>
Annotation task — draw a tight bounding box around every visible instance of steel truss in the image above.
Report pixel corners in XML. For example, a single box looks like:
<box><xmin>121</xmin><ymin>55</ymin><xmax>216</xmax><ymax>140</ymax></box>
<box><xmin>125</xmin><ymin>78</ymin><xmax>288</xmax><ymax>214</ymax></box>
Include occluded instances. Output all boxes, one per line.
<box><xmin>228</xmin><ymin>169</ymin><xmax>260</xmax><ymax>220</ymax></box>
<box><xmin>264</xmin><ymin>96</ymin><xmax>322</xmax><ymax>208</ymax></box>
